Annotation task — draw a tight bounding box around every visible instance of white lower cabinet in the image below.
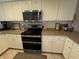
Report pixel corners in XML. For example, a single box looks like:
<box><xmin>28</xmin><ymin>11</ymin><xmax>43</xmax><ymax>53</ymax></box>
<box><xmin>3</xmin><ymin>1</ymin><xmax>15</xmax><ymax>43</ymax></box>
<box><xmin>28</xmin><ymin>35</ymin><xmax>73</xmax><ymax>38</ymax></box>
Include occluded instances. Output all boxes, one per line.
<box><xmin>52</xmin><ymin>36</ymin><xmax>65</xmax><ymax>53</ymax></box>
<box><xmin>2</xmin><ymin>1</ymin><xmax>23</xmax><ymax>21</ymax></box>
<box><xmin>14</xmin><ymin>35</ymin><xmax>23</xmax><ymax>49</ymax></box>
<box><xmin>42</xmin><ymin>35</ymin><xmax>65</xmax><ymax>53</ymax></box>
<box><xmin>63</xmin><ymin>38</ymin><xmax>73</xmax><ymax>59</ymax></box>
<box><xmin>68</xmin><ymin>42</ymin><xmax>79</xmax><ymax>59</ymax></box>
<box><xmin>6</xmin><ymin>34</ymin><xmax>23</xmax><ymax>49</ymax></box>
<box><xmin>69</xmin><ymin>49</ymin><xmax>79</xmax><ymax>59</ymax></box>
<box><xmin>0</xmin><ymin>35</ymin><xmax>8</xmax><ymax>54</ymax></box>
<box><xmin>42</xmin><ymin>36</ymin><xmax>52</xmax><ymax>52</ymax></box>
<box><xmin>0</xmin><ymin>34</ymin><xmax>23</xmax><ymax>55</ymax></box>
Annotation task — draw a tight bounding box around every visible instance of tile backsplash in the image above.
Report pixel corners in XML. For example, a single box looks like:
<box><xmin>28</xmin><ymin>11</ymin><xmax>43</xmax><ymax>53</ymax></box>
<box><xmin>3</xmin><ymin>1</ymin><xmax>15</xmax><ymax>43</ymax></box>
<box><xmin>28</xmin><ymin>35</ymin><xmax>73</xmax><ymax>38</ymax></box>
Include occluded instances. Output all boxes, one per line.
<box><xmin>0</xmin><ymin>21</ymin><xmax>72</xmax><ymax>29</ymax></box>
<box><xmin>72</xmin><ymin>19</ymin><xmax>79</xmax><ymax>32</ymax></box>
<box><xmin>0</xmin><ymin>19</ymin><xmax>78</xmax><ymax>31</ymax></box>
<box><xmin>72</xmin><ymin>0</ymin><xmax>79</xmax><ymax>32</ymax></box>
<box><xmin>43</xmin><ymin>21</ymin><xmax>72</xmax><ymax>29</ymax></box>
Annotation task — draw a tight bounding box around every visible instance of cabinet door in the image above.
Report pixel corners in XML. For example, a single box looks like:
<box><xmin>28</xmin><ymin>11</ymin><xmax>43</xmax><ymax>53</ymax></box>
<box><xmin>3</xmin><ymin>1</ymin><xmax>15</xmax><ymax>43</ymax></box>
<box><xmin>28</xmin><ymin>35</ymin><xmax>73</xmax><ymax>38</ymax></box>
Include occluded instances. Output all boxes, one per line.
<box><xmin>14</xmin><ymin>35</ymin><xmax>23</xmax><ymax>49</ymax></box>
<box><xmin>3</xmin><ymin>2</ymin><xmax>23</xmax><ymax>21</ymax></box>
<box><xmin>72</xmin><ymin>42</ymin><xmax>79</xmax><ymax>53</ymax></box>
<box><xmin>22</xmin><ymin>0</ymin><xmax>31</xmax><ymax>12</ymax></box>
<box><xmin>52</xmin><ymin>36</ymin><xmax>65</xmax><ymax>53</ymax></box>
<box><xmin>6</xmin><ymin>34</ymin><xmax>23</xmax><ymax>49</ymax></box>
<box><xmin>0</xmin><ymin>4</ymin><xmax>5</xmax><ymax>21</ymax></box>
<box><xmin>42</xmin><ymin>36</ymin><xmax>65</xmax><ymax>53</ymax></box>
<box><xmin>42</xmin><ymin>36</ymin><xmax>52</xmax><ymax>52</ymax></box>
<box><xmin>31</xmin><ymin>0</ymin><xmax>42</xmax><ymax>11</ymax></box>
<box><xmin>2</xmin><ymin>2</ymin><xmax>13</xmax><ymax>21</ymax></box>
<box><xmin>9</xmin><ymin>36</ymin><xmax>17</xmax><ymax>48</ymax></box>
<box><xmin>0</xmin><ymin>0</ymin><xmax>14</xmax><ymax>2</ymax></box>
<box><xmin>0</xmin><ymin>35</ymin><xmax>8</xmax><ymax>54</ymax></box>
<box><xmin>5</xmin><ymin>35</ymin><xmax>12</xmax><ymax>48</ymax></box>
<box><xmin>69</xmin><ymin>49</ymin><xmax>79</xmax><ymax>59</ymax></box>
<box><xmin>12</xmin><ymin>1</ymin><xmax>23</xmax><ymax>21</ymax></box>
<box><xmin>6</xmin><ymin>34</ymin><xmax>16</xmax><ymax>48</ymax></box>
<box><xmin>57</xmin><ymin>0</ymin><xmax>77</xmax><ymax>21</ymax></box>
<box><xmin>42</xmin><ymin>0</ymin><xmax>59</xmax><ymax>21</ymax></box>
<box><xmin>63</xmin><ymin>38</ymin><xmax>73</xmax><ymax>59</ymax></box>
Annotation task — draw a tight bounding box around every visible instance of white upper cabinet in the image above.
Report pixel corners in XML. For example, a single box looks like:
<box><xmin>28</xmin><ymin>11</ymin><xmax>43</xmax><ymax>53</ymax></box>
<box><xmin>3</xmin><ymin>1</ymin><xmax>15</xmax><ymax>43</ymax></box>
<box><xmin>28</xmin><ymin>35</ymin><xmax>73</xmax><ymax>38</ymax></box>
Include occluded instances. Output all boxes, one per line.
<box><xmin>0</xmin><ymin>3</ymin><xmax>5</xmax><ymax>21</ymax></box>
<box><xmin>2</xmin><ymin>2</ymin><xmax>14</xmax><ymax>21</ymax></box>
<box><xmin>0</xmin><ymin>0</ymin><xmax>12</xmax><ymax>2</ymax></box>
<box><xmin>42</xmin><ymin>0</ymin><xmax>78</xmax><ymax>21</ymax></box>
<box><xmin>22</xmin><ymin>0</ymin><xmax>31</xmax><ymax>12</ymax></box>
<box><xmin>22</xmin><ymin>0</ymin><xmax>42</xmax><ymax>12</ymax></box>
<box><xmin>11</xmin><ymin>1</ymin><xmax>23</xmax><ymax>21</ymax></box>
<box><xmin>57</xmin><ymin>0</ymin><xmax>78</xmax><ymax>21</ymax></box>
<box><xmin>2</xmin><ymin>1</ymin><xmax>23</xmax><ymax>21</ymax></box>
<box><xmin>42</xmin><ymin>0</ymin><xmax>59</xmax><ymax>21</ymax></box>
<box><xmin>31</xmin><ymin>0</ymin><xmax>42</xmax><ymax>11</ymax></box>
<box><xmin>0</xmin><ymin>0</ymin><xmax>77</xmax><ymax>21</ymax></box>
<box><xmin>0</xmin><ymin>0</ymin><xmax>21</xmax><ymax>2</ymax></box>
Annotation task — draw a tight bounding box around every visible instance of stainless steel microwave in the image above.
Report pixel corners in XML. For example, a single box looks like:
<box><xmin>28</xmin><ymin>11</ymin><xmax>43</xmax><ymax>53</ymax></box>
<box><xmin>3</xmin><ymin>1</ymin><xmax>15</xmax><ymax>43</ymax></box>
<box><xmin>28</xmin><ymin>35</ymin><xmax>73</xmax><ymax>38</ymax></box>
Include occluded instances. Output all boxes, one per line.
<box><xmin>23</xmin><ymin>10</ymin><xmax>42</xmax><ymax>21</ymax></box>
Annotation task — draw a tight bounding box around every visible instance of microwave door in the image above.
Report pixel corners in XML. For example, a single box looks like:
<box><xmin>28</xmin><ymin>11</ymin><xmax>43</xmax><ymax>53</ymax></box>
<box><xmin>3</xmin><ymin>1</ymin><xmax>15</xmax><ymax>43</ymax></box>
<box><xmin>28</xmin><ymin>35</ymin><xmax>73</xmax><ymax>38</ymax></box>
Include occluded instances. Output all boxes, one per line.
<box><xmin>23</xmin><ymin>11</ymin><xmax>32</xmax><ymax>20</ymax></box>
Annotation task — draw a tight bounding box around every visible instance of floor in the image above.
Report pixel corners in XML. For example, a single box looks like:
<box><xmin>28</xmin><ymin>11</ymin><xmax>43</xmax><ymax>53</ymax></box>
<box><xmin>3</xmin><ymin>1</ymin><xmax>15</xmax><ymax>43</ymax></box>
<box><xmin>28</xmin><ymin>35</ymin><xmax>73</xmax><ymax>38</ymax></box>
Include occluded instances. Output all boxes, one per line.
<box><xmin>0</xmin><ymin>49</ymin><xmax>65</xmax><ymax>59</ymax></box>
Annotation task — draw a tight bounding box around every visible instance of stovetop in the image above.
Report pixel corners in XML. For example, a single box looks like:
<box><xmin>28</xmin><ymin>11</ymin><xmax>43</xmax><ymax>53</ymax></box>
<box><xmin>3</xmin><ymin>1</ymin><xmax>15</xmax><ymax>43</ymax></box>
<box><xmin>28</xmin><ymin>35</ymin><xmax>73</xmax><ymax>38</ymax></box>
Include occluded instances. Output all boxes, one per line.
<box><xmin>21</xmin><ymin>28</ymin><xmax>42</xmax><ymax>35</ymax></box>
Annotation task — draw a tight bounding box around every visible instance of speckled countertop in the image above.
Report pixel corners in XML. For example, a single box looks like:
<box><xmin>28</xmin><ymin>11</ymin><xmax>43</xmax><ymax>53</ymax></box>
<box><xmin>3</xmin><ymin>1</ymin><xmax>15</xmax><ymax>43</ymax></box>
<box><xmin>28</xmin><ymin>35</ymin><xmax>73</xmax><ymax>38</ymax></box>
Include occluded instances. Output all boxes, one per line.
<box><xmin>42</xmin><ymin>28</ymin><xmax>79</xmax><ymax>45</ymax></box>
<box><xmin>0</xmin><ymin>29</ymin><xmax>24</xmax><ymax>35</ymax></box>
<box><xmin>0</xmin><ymin>28</ymin><xmax>79</xmax><ymax>45</ymax></box>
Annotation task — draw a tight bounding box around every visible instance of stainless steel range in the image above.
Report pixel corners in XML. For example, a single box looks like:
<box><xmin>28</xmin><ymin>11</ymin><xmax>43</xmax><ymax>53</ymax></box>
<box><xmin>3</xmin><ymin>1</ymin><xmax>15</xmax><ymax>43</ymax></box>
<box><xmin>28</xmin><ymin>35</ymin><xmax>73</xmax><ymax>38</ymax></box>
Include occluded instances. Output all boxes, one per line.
<box><xmin>21</xmin><ymin>25</ymin><xmax>43</xmax><ymax>53</ymax></box>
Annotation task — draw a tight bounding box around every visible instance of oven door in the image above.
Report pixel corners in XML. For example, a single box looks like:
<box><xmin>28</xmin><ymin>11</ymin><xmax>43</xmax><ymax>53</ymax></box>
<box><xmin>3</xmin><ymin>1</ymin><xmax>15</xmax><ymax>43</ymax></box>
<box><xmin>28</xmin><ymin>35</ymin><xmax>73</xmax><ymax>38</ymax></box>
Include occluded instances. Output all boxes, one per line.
<box><xmin>23</xmin><ymin>42</ymin><xmax>41</xmax><ymax>50</ymax></box>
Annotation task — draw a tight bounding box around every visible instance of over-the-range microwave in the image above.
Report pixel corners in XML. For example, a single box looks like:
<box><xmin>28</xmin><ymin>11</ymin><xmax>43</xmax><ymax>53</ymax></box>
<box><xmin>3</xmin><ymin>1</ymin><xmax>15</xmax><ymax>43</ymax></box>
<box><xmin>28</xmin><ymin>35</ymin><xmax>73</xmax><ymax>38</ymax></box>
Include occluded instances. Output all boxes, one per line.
<box><xmin>23</xmin><ymin>10</ymin><xmax>42</xmax><ymax>21</ymax></box>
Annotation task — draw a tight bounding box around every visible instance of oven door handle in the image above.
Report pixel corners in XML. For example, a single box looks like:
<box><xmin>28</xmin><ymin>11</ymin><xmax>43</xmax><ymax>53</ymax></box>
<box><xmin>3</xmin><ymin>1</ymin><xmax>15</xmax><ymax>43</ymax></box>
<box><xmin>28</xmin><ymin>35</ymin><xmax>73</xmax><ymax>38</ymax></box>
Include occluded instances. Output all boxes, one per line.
<box><xmin>23</xmin><ymin>41</ymin><xmax>41</xmax><ymax>44</ymax></box>
<box><xmin>21</xmin><ymin>35</ymin><xmax>41</xmax><ymax>38</ymax></box>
